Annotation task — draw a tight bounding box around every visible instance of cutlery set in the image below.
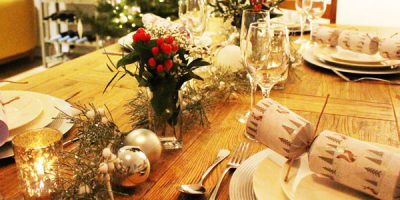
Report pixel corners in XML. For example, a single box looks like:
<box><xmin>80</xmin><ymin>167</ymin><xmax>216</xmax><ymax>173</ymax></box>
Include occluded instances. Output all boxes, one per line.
<box><xmin>178</xmin><ymin>142</ymin><xmax>249</xmax><ymax>199</ymax></box>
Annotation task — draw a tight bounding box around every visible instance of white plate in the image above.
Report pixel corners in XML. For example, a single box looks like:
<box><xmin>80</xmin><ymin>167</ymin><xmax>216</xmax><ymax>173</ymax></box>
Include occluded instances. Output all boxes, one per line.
<box><xmin>313</xmin><ymin>45</ymin><xmax>397</xmax><ymax>68</ymax></box>
<box><xmin>0</xmin><ymin>98</ymin><xmax>74</xmax><ymax>159</ymax></box>
<box><xmin>303</xmin><ymin>47</ymin><xmax>400</xmax><ymax>75</ymax></box>
<box><xmin>229</xmin><ymin>149</ymin><xmax>270</xmax><ymax>200</ymax></box>
<box><xmin>279</xmin><ymin>144</ymin><xmax>400</xmax><ymax>200</ymax></box>
<box><xmin>5</xmin><ymin>91</ymin><xmax>61</xmax><ymax>141</ymax></box>
<box><xmin>2</xmin><ymin>92</ymin><xmax>43</xmax><ymax>130</ymax></box>
<box><xmin>252</xmin><ymin>151</ymin><xmax>288</xmax><ymax>200</ymax></box>
<box><xmin>271</xmin><ymin>9</ymin><xmax>330</xmax><ymax>33</ymax></box>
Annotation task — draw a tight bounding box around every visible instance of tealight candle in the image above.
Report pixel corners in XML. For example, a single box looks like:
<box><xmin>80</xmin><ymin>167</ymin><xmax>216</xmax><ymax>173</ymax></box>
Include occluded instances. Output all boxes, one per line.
<box><xmin>12</xmin><ymin>128</ymin><xmax>63</xmax><ymax>199</ymax></box>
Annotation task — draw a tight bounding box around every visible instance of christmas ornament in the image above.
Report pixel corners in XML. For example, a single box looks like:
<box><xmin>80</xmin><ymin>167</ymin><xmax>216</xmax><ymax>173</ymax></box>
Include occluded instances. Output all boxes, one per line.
<box><xmin>124</xmin><ymin>129</ymin><xmax>162</xmax><ymax>164</ymax></box>
<box><xmin>214</xmin><ymin>45</ymin><xmax>243</xmax><ymax>72</ymax></box>
<box><xmin>115</xmin><ymin>146</ymin><xmax>150</xmax><ymax>187</ymax></box>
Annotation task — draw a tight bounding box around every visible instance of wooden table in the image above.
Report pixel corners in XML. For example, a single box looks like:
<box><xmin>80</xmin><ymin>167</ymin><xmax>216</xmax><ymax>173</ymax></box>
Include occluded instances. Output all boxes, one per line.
<box><xmin>1</xmin><ymin>26</ymin><xmax>400</xmax><ymax>200</ymax></box>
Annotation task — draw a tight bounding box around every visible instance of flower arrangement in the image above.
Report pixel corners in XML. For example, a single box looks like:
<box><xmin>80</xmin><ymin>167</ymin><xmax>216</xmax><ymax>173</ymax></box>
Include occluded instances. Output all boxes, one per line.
<box><xmin>210</xmin><ymin>0</ymin><xmax>285</xmax><ymax>29</ymax></box>
<box><xmin>106</xmin><ymin>28</ymin><xmax>209</xmax><ymax>133</ymax></box>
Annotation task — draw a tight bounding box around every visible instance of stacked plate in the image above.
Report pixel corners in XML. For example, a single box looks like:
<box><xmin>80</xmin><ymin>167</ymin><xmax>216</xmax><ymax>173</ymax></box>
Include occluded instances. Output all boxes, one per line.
<box><xmin>0</xmin><ymin>90</ymin><xmax>74</xmax><ymax>159</ymax></box>
<box><xmin>303</xmin><ymin>45</ymin><xmax>400</xmax><ymax>75</ymax></box>
<box><xmin>271</xmin><ymin>9</ymin><xmax>330</xmax><ymax>33</ymax></box>
<box><xmin>230</xmin><ymin>144</ymin><xmax>399</xmax><ymax>200</ymax></box>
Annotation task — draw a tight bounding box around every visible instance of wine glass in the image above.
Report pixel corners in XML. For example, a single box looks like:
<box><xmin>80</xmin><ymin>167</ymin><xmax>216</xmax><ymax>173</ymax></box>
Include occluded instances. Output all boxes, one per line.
<box><xmin>302</xmin><ymin>0</ymin><xmax>327</xmax><ymax>43</ymax></box>
<box><xmin>185</xmin><ymin>0</ymin><xmax>208</xmax><ymax>43</ymax></box>
<box><xmin>295</xmin><ymin>0</ymin><xmax>307</xmax><ymax>44</ymax></box>
<box><xmin>245</xmin><ymin>23</ymin><xmax>290</xmax><ymax>98</ymax></box>
<box><xmin>237</xmin><ymin>9</ymin><xmax>270</xmax><ymax>124</ymax></box>
<box><xmin>178</xmin><ymin>0</ymin><xmax>188</xmax><ymax>25</ymax></box>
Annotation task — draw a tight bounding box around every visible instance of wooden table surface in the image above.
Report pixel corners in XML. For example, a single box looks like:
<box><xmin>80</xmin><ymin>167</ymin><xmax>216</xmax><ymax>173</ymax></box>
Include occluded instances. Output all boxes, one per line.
<box><xmin>1</xmin><ymin>25</ymin><xmax>400</xmax><ymax>199</ymax></box>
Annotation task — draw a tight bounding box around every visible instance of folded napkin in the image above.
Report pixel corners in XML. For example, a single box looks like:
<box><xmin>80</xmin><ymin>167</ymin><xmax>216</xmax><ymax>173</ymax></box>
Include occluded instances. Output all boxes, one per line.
<box><xmin>338</xmin><ymin>30</ymin><xmax>379</xmax><ymax>55</ymax></box>
<box><xmin>0</xmin><ymin>98</ymin><xmax>9</xmax><ymax>146</ymax></box>
<box><xmin>312</xmin><ymin>26</ymin><xmax>342</xmax><ymax>47</ymax></box>
<box><xmin>246</xmin><ymin>98</ymin><xmax>315</xmax><ymax>160</ymax></box>
<box><xmin>309</xmin><ymin>130</ymin><xmax>400</xmax><ymax>199</ymax></box>
<box><xmin>379</xmin><ymin>35</ymin><xmax>400</xmax><ymax>59</ymax></box>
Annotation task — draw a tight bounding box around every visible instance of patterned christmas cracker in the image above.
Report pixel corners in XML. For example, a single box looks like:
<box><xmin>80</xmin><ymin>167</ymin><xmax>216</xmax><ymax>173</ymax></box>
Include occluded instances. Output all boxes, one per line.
<box><xmin>379</xmin><ymin>35</ymin><xmax>400</xmax><ymax>60</ymax></box>
<box><xmin>338</xmin><ymin>30</ymin><xmax>379</xmax><ymax>55</ymax></box>
<box><xmin>309</xmin><ymin>130</ymin><xmax>400</xmax><ymax>199</ymax></box>
<box><xmin>312</xmin><ymin>26</ymin><xmax>342</xmax><ymax>47</ymax></box>
<box><xmin>246</xmin><ymin>98</ymin><xmax>314</xmax><ymax>159</ymax></box>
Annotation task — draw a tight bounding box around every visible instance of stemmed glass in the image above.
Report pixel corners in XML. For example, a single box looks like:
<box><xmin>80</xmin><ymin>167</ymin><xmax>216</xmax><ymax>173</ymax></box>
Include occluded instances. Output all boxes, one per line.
<box><xmin>302</xmin><ymin>0</ymin><xmax>327</xmax><ymax>42</ymax></box>
<box><xmin>237</xmin><ymin>9</ymin><xmax>270</xmax><ymax>124</ymax></box>
<box><xmin>245</xmin><ymin>23</ymin><xmax>290</xmax><ymax>98</ymax></box>
<box><xmin>183</xmin><ymin>0</ymin><xmax>208</xmax><ymax>44</ymax></box>
<box><xmin>295</xmin><ymin>0</ymin><xmax>307</xmax><ymax>44</ymax></box>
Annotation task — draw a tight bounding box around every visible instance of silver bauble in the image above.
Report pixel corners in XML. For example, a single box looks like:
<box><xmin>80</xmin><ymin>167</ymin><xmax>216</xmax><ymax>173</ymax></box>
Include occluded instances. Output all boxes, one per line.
<box><xmin>115</xmin><ymin>146</ymin><xmax>150</xmax><ymax>187</ymax></box>
<box><xmin>124</xmin><ymin>129</ymin><xmax>162</xmax><ymax>164</ymax></box>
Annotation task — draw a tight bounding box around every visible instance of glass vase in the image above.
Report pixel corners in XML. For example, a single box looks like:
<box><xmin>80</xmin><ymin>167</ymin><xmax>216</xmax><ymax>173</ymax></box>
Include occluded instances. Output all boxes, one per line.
<box><xmin>146</xmin><ymin>89</ymin><xmax>183</xmax><ymax>150</ymax></box>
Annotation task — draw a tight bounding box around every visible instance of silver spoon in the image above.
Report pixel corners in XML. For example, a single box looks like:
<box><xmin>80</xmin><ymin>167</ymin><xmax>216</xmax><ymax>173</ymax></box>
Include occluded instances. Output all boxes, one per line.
<box><xmin>178</xmin><ymin>149</ymin><xmax>230</xmax><ymax>195</ymax></box>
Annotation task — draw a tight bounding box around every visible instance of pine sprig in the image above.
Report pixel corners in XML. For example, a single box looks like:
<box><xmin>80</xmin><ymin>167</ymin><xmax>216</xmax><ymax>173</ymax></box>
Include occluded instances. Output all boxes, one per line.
<box><xmin>54</xmin><ymin>104</ymin><xmax>125</xmax><ymax>199</ymax></box>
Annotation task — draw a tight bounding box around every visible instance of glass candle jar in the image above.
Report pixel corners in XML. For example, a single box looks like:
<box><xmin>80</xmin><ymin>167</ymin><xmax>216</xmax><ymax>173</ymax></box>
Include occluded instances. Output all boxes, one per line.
<box><xmin>12</xmin><ymin>128</ymin><xmax>63</xmax><ymax>199</ymax></box>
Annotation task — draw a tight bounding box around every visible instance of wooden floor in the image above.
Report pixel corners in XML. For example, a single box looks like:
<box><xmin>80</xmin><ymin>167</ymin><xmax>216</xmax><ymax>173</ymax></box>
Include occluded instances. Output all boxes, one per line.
<box><xmin>0</xmin><ymin>26</ymin><xmax>400</xmax><ymax>199</ymax></box>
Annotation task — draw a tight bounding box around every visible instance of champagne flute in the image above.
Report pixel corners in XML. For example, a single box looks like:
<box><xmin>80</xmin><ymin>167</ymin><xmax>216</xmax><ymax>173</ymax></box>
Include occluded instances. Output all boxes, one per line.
<box><xmin>245</xmin><ymin>23</ymin><xmax>290</xmax><ymax>98</ymax></box>
<box><xmin>302</xmin><ymin>0</ymin><xmax>327</xmax><ymax>43</ymax></box>
<box><xmin>295</xmin><ymin>0</ymin><xmax>307</xmax><ymax>44</ymax></box>
<box><xmin>237</xmin><ymin>9</ymin><xmax>270</xmax><ymax>124</ymax></box>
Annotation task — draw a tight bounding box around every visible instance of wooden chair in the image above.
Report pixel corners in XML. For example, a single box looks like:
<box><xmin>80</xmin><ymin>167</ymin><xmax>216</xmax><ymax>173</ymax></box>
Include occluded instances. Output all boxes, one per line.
<box><xmin>278</xmin><ymin>0</ymin><xmax>337</xmax><ymax>23</ymax></box>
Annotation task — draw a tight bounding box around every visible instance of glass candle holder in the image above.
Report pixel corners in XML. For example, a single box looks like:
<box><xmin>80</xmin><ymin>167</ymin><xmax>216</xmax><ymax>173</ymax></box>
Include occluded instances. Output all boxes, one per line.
<box><xmin>12</xmin><ymin>128</ymin><xmax>63</xmax><ymax>199</ymax></box>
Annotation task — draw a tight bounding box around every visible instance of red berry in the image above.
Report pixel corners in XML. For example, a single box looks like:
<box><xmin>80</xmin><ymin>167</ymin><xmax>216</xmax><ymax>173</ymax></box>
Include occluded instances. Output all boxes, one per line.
<box><xmin>253</xmin><ymin>4</ymin><xmax>262</xmax><ymax>11</ymax></box>
<box><xmin>137</xmin><ymin>28</ymin><xmax>145</xmax><ymax>33</ymax></box>
<box><xmin>152</xmin><ymin>47</ymin><xmax>159</xmax><ymax>55</ymax></box>
<box><xmin>251</xmin><ymin>0</ymin><xmax>257</xmax><ymax>4</ymax></box>
<box><xmin>139</xmin><ymin>32</ymin><xmax>146</xmax><ymax>41</ymax></box>
<box><xmin>164</xmin><ymin>59</ymin><xmax>173</xmax><ymax>70</ymax></box>
<box><xmin>148</xmin><ymin>57</ymin><xmax>156</xmax><ymax>67</ymax></box>
<box><xmin>156</xmin><ymin>64</ymin><xmax>164</xmax><ymax>73</ymax></box>
<box><xmin>133</xmin><ymin>34</ymin><xmax>140</xmax><ymax>42</ymax></box>
<box><xmin>157</xmin><ymin>38</ymin><xmax>164</xmax><ymax>46</ymax></box>
<box><xmin>172</xmin><ymin>44</ymin><xmax>179</xmax><ymax>52</ymax></box>
<box><xmin>144</xmin><ymin>33</ymin><xmax>151</xmax><ymax>41</ymax></box>
<box><xmin>165</xmin><ymin>35</ymin><xmax>174</xmax><ymax>44</ymax></box>
<box><xmin>161</xmin><ymin>44</ymin><xmax>172</xmax><ymax>54</ymax></box>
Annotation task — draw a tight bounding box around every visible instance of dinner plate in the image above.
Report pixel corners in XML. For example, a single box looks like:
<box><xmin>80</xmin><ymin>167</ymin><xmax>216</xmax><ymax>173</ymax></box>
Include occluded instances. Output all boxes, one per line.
<box><xmin>279</xmin><ymin>144</ymin><xmax>400</xmax><ymax>200</ymax></box>
<box><xmin>2</xmin><ymin>92</ymin><xmax>43</xmax><ymax>130</ymax></box>
<box><xmin>271</xmin><ymin>9</ymin><xmax>330</xmax><ymax>33</ymax></box>
<box><xmin>313</xmin><ymin>45</ymin><xmax>397</xmax><ymax>68</ymax></box>
<box><xmin>4</xmin><ymin>91</ymin><xmax>61</xmax><ymax>141</ymax></box>
<box><xmin>0</xmin><ymin>98</ymin><xmax>74</xmax><ymax>159</ymax></box>
<box><xmin>303</xmin><ymin>47</ymin><xmax>400</xmax><ymax>75</ymax></box>
<box><xmin>229</xmin><ymin>149</ymin><xmax>270</xmax><ymax>200</ymax></box>
<box><xmin>252</xmin><ymin>150</ymin><xmax>288</xmax><ymax>200</ymax></box>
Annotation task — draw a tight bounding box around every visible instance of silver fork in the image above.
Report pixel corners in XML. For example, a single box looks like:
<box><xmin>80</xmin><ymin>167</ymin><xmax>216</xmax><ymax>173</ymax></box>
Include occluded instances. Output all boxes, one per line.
<box><xmin>209</xmin><ymin>142</ymin><xmax>249</xmax><ymax>200</ymax></box>
<box><xmin>332</xmin><ymin>69</ymin><xmax>400</xmax><ymax>85</ymax></box>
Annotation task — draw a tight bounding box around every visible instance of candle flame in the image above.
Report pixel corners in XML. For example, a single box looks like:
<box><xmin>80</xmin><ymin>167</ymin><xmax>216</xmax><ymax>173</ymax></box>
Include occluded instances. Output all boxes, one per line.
<box><xmin>35</xmin><ymin>158</ymin><xmax>45</xmax><ymax>175</ymax></box>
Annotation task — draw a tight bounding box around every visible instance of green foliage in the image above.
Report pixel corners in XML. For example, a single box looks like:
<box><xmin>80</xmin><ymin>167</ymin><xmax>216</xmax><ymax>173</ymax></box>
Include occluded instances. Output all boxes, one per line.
<box><xmin>105</xmin><ymin>35</ymin><xmax>209</xmax><ymax>126</ymax></box>
<box><xmin>209</xmin><ymin>0</ymin><xmax>285</xmax><ymax>29</ymax></box>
